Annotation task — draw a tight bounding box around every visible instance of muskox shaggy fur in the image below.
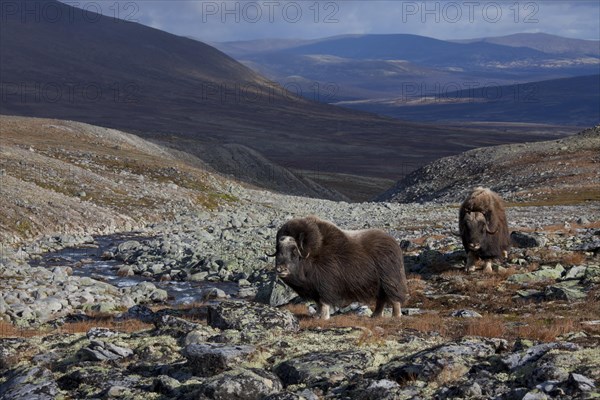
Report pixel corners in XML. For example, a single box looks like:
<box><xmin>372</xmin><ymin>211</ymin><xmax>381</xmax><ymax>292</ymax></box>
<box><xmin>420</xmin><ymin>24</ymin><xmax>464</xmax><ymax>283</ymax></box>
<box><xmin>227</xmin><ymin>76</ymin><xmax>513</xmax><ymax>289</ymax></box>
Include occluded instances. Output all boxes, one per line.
<box><xmin>270</xmin><ymin>216</ymin><xmax>408</xmax><ymax>319</ymax></box>
<box><xmin>459</xmin><ymin>187</ymin><xmax>510</xmax><ymax>273</ymax></box>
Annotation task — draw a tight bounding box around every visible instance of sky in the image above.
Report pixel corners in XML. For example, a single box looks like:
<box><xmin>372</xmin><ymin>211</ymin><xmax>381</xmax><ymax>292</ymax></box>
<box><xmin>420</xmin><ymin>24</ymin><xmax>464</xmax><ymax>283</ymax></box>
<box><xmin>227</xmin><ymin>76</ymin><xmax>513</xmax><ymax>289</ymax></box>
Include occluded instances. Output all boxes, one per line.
<box><xmin>61</xmin><ymin>1</ymin><xmax>600</xmax><ymax>43</ymax></box>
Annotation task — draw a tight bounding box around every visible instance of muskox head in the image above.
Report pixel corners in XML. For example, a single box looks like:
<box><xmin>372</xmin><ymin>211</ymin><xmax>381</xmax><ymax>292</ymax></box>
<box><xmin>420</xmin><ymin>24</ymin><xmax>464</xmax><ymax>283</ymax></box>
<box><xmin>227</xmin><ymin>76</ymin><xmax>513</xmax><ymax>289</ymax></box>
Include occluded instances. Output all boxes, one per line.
<box><xmin>267</xmin><ymin>217</ymin><xmax>322</xmax><ymax>279</ymax></box>
<box><xmin>270</xmin><ymin>235</ymin><xmax>308</xmax><ymax>278</ymax></box>
<box><xmin>460</xmin><ymin>211</ymin><xmax>498</xmax><ymax>252</ymax></box>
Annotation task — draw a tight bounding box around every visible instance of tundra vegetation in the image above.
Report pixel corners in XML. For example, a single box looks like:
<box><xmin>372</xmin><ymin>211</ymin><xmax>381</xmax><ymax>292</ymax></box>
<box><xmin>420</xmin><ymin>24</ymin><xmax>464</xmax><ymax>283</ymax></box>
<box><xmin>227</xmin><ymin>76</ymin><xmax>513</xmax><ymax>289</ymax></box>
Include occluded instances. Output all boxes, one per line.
<box><xmin>0</xmin><ymin>117</ymin><xmax>599</xmax><ymax>399</ymax></box>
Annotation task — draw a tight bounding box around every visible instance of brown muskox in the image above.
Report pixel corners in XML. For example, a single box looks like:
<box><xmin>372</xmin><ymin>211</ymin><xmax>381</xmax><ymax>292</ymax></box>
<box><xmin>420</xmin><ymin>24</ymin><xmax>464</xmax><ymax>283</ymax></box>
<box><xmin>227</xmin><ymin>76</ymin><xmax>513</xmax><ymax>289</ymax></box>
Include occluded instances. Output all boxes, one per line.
<box><xmin>459</xmin><ymin>187</ymin><xmax>510</xmax><ymax>273</ymax></box>
<box><xmin>268</xmin><ymin>216</ymin><xmax>408</xmax><ymax>319</ymax></box>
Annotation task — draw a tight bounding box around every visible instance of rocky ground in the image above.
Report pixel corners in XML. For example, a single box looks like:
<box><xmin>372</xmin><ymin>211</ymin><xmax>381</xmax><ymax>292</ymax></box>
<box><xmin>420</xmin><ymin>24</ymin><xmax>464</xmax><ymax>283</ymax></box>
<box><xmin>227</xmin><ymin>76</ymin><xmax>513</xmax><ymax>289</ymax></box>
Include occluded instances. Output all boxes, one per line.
<box><xmin>1</xmin><ymin>116</ymin><xmax>600</xmax><ymax>399</ymax></box>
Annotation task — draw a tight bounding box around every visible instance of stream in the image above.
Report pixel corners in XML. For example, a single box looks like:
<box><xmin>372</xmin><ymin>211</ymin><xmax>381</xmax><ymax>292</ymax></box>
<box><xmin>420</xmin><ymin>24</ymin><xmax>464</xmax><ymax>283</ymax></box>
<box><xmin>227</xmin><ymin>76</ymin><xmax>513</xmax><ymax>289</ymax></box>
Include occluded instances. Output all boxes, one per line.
<box><xmin>30</xmin><ymin>233</ymin><xmax>240</xmax><ymax>305</ymax></box>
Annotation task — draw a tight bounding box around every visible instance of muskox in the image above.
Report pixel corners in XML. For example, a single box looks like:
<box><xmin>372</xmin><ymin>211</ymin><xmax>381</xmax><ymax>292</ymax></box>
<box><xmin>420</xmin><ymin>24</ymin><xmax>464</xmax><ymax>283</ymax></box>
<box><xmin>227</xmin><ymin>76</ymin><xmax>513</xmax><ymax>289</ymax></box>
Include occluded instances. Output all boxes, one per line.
<box><xmin>459</xmin><ymin>187</ymin><xmax>510</xmax><ymax>273</ymax></box>
<box><xmin>268</xmin><ymin>216</ymin><xmax>408</xmax><ymax>319</ymax></box>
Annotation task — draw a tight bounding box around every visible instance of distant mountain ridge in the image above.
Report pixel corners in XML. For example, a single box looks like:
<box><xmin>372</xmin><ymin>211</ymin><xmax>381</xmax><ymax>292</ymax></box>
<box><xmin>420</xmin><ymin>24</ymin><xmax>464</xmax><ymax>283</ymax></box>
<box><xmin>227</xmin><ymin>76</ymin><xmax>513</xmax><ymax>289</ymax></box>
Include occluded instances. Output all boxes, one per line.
<box><xmin>215</xmin><ymin>33</ymin><xmax>599</xmax><ymax>124</ymax></box>
<box><xmin>454</xmin><ymin>32</ymin><xmax>600</xmax><ymax>57</ymax></box>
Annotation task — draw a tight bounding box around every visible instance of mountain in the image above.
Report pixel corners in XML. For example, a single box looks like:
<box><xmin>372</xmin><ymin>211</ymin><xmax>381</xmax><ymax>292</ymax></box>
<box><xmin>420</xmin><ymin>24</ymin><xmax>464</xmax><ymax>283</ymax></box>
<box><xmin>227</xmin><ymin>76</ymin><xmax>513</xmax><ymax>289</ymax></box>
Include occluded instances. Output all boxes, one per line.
<box><xmin>335</xmin><ymin>74</ymin><xmax>600</xmax><ymax>127</ymax></box>
<box><xmin>0</xmin><ymin>2</ymin><xmax>581</xmax><ymax>200</ymax></box>
<box><xmin>455</xmin><ymin>33</ymin><xmax>600</xmax><ymax>57</ymax></box>
<box><xmin>215</xmin><ymin>33</ymin><xmax>600</xmax><ymax>102</ymax></box>
<box><xmin>377</xmin><ymin>125</ymin><xmax>600</xmax><ymax>204</ymax></box>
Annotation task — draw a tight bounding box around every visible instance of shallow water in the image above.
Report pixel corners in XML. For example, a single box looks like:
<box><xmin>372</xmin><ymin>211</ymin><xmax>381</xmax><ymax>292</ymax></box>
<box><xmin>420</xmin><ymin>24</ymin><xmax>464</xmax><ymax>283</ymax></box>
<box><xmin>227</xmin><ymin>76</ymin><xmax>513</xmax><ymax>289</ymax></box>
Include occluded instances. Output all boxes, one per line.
<box><xmin>30</xmin><ymin>233</ymin><xmax>239</xmax><ymax>305</ymax></box>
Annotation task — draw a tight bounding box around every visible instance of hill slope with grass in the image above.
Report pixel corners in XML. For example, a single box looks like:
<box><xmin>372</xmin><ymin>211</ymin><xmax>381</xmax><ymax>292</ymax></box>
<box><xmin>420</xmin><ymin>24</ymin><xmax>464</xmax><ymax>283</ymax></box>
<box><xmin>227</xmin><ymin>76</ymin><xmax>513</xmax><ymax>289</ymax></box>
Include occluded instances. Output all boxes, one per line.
<box><xmin>378</xmin><ymin>125</ymin><xmax>600</xmax><ymax>204</ymax></box>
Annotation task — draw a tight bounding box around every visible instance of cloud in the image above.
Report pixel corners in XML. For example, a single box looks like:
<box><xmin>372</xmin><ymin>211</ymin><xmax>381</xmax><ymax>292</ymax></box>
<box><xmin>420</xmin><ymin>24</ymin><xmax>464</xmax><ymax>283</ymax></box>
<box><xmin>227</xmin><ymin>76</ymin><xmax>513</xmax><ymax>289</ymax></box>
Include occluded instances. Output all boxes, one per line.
<box><xmin>61</xmin><ymin>1</ymin><xmax>600</xmax><ymax>42</ymax></box>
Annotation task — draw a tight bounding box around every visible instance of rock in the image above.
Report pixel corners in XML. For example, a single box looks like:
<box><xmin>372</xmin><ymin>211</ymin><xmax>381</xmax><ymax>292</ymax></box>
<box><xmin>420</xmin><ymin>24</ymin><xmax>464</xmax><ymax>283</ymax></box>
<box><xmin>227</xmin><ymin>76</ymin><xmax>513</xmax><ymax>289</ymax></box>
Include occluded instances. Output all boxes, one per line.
<box><xmin>193</xmin><ymin>368</ymin><xmax>283</xmax><ymax>400</ymax></box>
<box><xmin>184</xmin><ymin>343</ymin><xmax>256</xmax><ymax>377</ymax></box>
<box><xmin>207</xmin><ymin>301</ymin><xmax>299</xmax><ymax>333</ymax></box>
<box><xmin>117</xmin><ymin>265</ymin><xmax>134</xmax><ymax>277</ymax></box>
<box><xmin>78</xmin><ymin>340</ymin><xmax>133</xmax><ymax>361</ymax></box>
<box><xmin>501</xmin><ymin>342</ymin><xmax>579</xmax><ymax>370</ymax></box>
<box><xmin>511</xmin><ymin>232</ymin><xmax>547</xmax><ymax>248</ymax></box>
<box><xmin>567</xmin><ymin>373</ymin><xmax>596</xmax><ymax>392</ymax></box>
<box><xmin>0</xmin><ymin>366</ymin><xmax>59</xmax><ymax>400</ymax></box>
<box><xmin>379</xmin><ymin>338</ymin><xmax>501</xmax><ymax>384</ymax></box>
<box><xmin>451</xmin><ymin>309</ymin><xmax>482</xmax><ymax>318</ymax></box>
<box><xmin>86</xmin><ymin>327</ymin><xmax>119</xmax><ymax>339</ymax></box>
<box><xmin>544</xmin><ymin>281</ymin><xmax>587</xmax><ymax>302</ymax></box>
<box><xmin>507</xmin><ymin>264</ymin><xmax>564</xmax><ymax>284</ymax></box>
<box><xmin>583</xmin><ymin>265</ymin><xmax>600</xmax><ymax>283</ymax></box>
<box><xmin>202</xmin><ymin>287</ymin><xmax>229</xmax><ymax>300</ymax></box>
<box><xmin>562</xmin><ymin>265</ymin><xmax>587</xmax><ymax>280</ymax></box>
<box><xmin>577</xmin><ymin>217</ymin><xmax>591</xmax><ymax>225</ymax></box>
<box><xmin>189</xmin><ymin>271</ymin><xmax>209</xmax><ymax>281</ymax></box>
<box><xmin>256</xmin><ymin>275</ymin><xmax>299</xmax><ymax>307</ymax></box>
<box><xmin>153</xmin><ymin>314</ymin><xmax>201</xmax><ymax>335</ymax></box>
<box><xmin>274</xmin><ymin>350</ymin><xmax>374</xmax><ymax>388</ymax></box>
<box><xmin>151</xmin><ymin>375</ymin><xmax>181</xmax><ymax>396</ymax></box>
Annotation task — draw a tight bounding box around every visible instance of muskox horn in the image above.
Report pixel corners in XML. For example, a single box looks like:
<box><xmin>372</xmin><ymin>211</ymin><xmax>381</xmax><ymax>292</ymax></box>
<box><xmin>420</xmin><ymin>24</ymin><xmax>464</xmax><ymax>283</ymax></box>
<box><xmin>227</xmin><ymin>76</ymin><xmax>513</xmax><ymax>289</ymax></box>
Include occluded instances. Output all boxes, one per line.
<box><xmin>485</xmin><ymin>223</ymin><xmax>498</xmax><ymax>235</ymax></box>
<box><xmin>265</xmin><ymin>251</ymin><xmax>277</xmax><ymax>257</ymax></box>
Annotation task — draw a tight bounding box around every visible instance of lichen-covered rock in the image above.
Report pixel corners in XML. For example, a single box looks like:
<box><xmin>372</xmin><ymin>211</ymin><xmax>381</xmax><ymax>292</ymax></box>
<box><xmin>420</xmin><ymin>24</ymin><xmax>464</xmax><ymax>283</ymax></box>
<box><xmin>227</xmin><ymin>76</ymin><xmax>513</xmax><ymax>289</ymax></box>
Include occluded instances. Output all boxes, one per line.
<box><xmin>255</xmin><ymin>274</ymin><xmax>298</xmax><ymax>307</ymax></box>
<box><xmin>274</xmin><ymin>350</ymin><xmax>374</xmax><ymax>389</ymax></box>
<box><xmin>544</xmin><ymin>281</ymin><xmax>587</xmax><ymax>302</ymax></box>
<box><xmin>184</xmin><ymin>343</ymin><xmax>256</xmax><ymax>377</ymax></box>
<box><xmin>500</xmin><ymin>342</ymin><xmax>579</xmax><ymax>371</ymax></box>
<box><xmin>207</xmin><ymin>301</ymin><xmax>298</xmax><ymax>333</ymax></box>
<box><xmin>192</xmin><ymin>368</ymin><xmax>283</xmax><ymax>400</ymax></box>
<box><xmin>78</xmin><ymin>340</ymin><xmax>133</xmax><ymax>361</ymax></box>
<box><xmin>507</xmin><ymin>265</ymin><xmax>565</xmax><ymax>284</ymax></box>
<box><xmin>378</xmin><ymin>338</ymin><xmax>502</xmax><ymax>384</ymax></box>
<box><xmin>0</xmin><ymin>366</ymin><xmax>60</xmax><ymax>400</ymax></box>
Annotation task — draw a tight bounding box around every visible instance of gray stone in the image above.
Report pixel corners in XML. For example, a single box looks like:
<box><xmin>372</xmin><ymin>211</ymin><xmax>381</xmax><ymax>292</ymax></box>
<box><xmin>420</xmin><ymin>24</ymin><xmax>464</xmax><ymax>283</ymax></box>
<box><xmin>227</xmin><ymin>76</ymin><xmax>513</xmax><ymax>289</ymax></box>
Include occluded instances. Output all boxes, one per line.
<box><xmin>0</xmin><ymin>366</ymin><xmax>59</xmax><ymax>400</ymax></box>
<box><xmin>567</xmin><ymin>373</ymin><xmax>596</xmax><ymax>392</ymax></box>
<box><xmin>544</xmin><ymin>281</ymin><xmax>587</xmax><ymax>302</ymax></box>
<box><xmin>194</xmin><ymin>368</ymin><xmax>283</xmax><ymax>400</ymax></box>
<box><xmin>511</xmin><ymin>232</ymin><xmax>547</xmax><ymax>248</ymax></box>
<box><xmin>501</xmin><ymin>342</ymin><xmax>579</xmax><ymax>370</ymax></box>
<box><xmin>507</xmin><ymin>265</ymin><xmax>564</xmax><ymax>284</ymax></box>
<box><xmin>275</xmin><ymin>350</ymin><xmax>374</xmax><ymax>388</ymax></box>
<box><xmin>208</xmin><ymin>301</ymin><xmax>299</xmax><ymax>333</ymax></box>
<box><xmin>256</xmin><ymin>275</ymin><xmax>299</xmax><ymax>307</ymax></box>
<box><xmin>583</xmin><ymin>265</ymin><xmax>600</xmax><ymax>283</ymax></box>
<box><xmin>184</xmin><ymin>343</ymin><xmax>256</xmax><ymax>377</ymax></box>
<box><xmin>202</xmin><ymin>287</ymin><xmax>228</xmax><ymax>300</ymax></box>
<box><xmin>562</xmin><ymin>265</ymin><xmax>587</xmax><ymax>280</ymax></box>
<box><xmin>451</xmin><ymin>309</ymin><xmax>482</xmax><ymax>318</ymax></box>
<box><xmin>78</xmin><ymin>340</ymin><xmax>133</xmax><ymax>361</ymax></box>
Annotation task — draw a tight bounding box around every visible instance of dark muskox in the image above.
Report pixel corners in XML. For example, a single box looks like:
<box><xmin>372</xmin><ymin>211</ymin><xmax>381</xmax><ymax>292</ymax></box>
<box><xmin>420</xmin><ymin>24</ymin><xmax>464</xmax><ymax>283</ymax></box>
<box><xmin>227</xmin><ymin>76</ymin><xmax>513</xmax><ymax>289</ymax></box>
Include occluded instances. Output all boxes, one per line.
<box><xmin>269</xmin><ymin>216</ymin><xmax>408</xmax><ymax>319</ymax></box>
<box><xmin>459</xmin><ymin>187</ymin><xmax>510</xmax><ymax>273</ymax></box>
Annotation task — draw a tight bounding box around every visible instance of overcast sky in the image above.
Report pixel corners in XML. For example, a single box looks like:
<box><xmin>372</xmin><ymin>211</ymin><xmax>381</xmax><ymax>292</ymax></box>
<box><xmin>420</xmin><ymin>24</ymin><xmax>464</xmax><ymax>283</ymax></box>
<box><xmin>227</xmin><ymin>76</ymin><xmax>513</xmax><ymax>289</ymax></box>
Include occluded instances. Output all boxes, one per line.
<box><xmin>63</xmin><ymin>1</ymin><xmax>600</xmax><ymax>42</ymax></box>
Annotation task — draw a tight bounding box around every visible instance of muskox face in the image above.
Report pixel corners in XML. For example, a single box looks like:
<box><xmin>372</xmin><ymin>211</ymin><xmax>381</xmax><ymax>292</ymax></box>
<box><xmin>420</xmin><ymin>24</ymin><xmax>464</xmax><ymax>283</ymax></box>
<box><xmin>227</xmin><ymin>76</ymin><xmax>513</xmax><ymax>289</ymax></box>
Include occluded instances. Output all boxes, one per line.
<box><xmin>461</xmin><ymin>211</ymin><xmax>490</xmax><ymax>252</ymax></box>
<box><xmin>274</xmin><ymin>236</ymin><xmax>302</xmax><ymax>278</ymax></box>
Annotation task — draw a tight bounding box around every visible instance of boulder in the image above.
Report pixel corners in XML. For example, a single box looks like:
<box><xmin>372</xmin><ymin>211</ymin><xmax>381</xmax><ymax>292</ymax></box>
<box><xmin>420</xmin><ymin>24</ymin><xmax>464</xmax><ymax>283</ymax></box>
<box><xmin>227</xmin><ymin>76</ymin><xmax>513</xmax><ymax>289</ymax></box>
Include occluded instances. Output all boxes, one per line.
<box><xmin>255</xmin><ymin>275</ymin><xmax>298</xmax><ymax>307</ymax></box>
<box><xmin>511</xmin><ymin>232</ymin><xmax>547</xmax><ymax>248</ymax></box>
<box><xmin>207</xmin><ymin>301</ymin><xmax>298</xmax><ymax>333</ymax></box>
<box><xmin>193</xmin><ymin>368</ymin><xmax>283</xmax><ymax>400</ymax></box>
<box><xmin>0</xmin><ymin>366</ymin><xmax>60</xmax><ymax>400</ymax></box>
<box><xmin>184</xmin><ymin>343</ymin><xmax>256</xmax><ymax>377</ymax></box>
<box><xmin>507</xmin><ymin>265</ymin><xmax>565</xmax><ymax>284</ymax></box>
<box><xmin>274</xmin><ymin>350</ymin><xmax>374</xmax><ymax>388</ymax></box>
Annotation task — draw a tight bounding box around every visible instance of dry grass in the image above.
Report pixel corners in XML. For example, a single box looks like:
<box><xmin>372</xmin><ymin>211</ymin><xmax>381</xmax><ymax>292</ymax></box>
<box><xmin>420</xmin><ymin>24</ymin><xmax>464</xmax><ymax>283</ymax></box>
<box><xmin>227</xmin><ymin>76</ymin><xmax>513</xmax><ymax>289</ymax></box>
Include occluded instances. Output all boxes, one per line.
<box><xmin>0</xmin><ymin>316</ymin><xmax>153</xmax><ymax>339</ymax></box>
<box><xmin>462</xmin><ymin>315</ymin><xmax>506</xmax><ymax>338</ymax></box>
<box><xmin>514</xmin><ymin>318</ymin><xmax>576</xmax><ymax>342</ymax></box>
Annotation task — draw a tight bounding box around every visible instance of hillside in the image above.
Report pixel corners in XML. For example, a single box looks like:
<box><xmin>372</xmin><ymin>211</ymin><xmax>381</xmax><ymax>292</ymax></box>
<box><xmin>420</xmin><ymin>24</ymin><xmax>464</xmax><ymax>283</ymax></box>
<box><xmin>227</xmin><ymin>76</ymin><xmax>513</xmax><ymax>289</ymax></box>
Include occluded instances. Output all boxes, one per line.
<box><xmin>378</xmin><ymin>125</ymin><xmax>600</xmax><ymax>204</ymax></box>
<box><xmin>0</xmin><ymin>115</ymin><xmax>240</xmax><ymax>244</ymax></box>
<box><xmin>337</xmin><ymin>75</ymin><xmax>600</xmax><ymax>126</ymax></box>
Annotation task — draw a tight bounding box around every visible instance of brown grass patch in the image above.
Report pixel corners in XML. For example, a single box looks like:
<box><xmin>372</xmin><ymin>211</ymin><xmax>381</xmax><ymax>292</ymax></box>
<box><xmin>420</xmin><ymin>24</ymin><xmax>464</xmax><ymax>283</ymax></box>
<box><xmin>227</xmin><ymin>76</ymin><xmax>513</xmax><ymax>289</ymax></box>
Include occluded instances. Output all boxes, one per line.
<box><xmin>559</xmin><ymin>252</ymin><xmax>587</xmax><ymax>266</ymax></box>
<box><xmin>514</xmin><ymin>318</ymin><xmax>576</xmax><ymax>342</ymax></box>
<box><xmin>462</xmin><ymin>315</ymin><xmax>506</xmax><ymax>338</ymax></box>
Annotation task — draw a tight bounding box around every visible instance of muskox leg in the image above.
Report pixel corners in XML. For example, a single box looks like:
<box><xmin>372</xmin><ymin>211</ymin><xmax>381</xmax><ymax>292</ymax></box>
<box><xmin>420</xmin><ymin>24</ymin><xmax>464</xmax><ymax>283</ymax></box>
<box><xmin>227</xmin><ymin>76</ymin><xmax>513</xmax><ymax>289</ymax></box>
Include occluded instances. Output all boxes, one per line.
<box><xmin>317</xmin><ymin>303</ymin><xmax>331</xmax><ymax>320</ymax></box>
<box><xmin>502</xmin><ymin>250</ymin><xmax>508</xmax><ymax>259</ymax></box>
<box><xmin>373</xmin><ymin>298</ymin><xmax>385</xmax><ymax>318</ymax></box>
<box><xmin>483</xmin><ymin>260</ymin><xmax>493</xmax><ymax>274</ymax></box>
<box><xmin>465</xmin><ymin>252</ymin><xmax>477</xmax><ymax>273</ymax></box>
<box><xmin>391</xmin><ymin>302</ymin><xmax>402</xmax><ymax>318</ymax></box>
